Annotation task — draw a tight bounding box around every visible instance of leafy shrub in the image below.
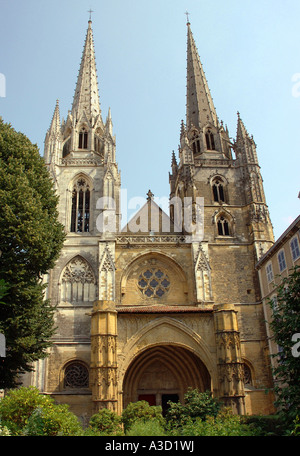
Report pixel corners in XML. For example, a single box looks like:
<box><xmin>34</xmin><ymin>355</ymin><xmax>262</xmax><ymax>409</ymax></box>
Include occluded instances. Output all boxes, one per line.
<box><xmin>0</xmin><ymin>386</ymin><xmax>82</xmax><ymax>436</ymax></box>
<box><xmin>290</xmin><ymin>416</ymin><xmax>300</xmax><ymax>436</ymax></box>
<box><xmin>88</xmin><ymin>408</ymin><xmax>123</xmax><ymax>436</ymax></box>
<box><xmin>242</xmin><ymin>414</ymin><xmax>285</xmax><ymax>436</ymax></box>
<box><xmin>180</xmin><ymin>408</ymin><xmax>259</xmax><ymax>436</ymax></box>
<box><xmin>23</xmin><ymin>405</ymin><xmax>82</xmax><ymax>436</ymax></box>
<box><xmin>122</xmin><ymin>401</ymin><xmax>165</xmax><ymax>432</ymax></box>
<box><xmin>0</xmin><ymin>386</ymin><xmax>55</xmax><ymax>435</ymax></box>
<box><xmin>0</xmin><ymin>420</ymin><xmax>10</xmax><ymax>436</ymax></box>
<box><xmin>166</xmin><ymin>389</ymin><xmax>222</xmax><ymax>431</ymax></box>
<box><xmin>126</xmin><ymin>418</ymin><xmax>167</xmax><ymax>436</ymax></box>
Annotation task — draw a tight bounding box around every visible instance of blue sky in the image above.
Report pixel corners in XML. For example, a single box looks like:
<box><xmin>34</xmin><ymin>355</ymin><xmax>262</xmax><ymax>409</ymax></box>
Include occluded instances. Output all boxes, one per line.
<box><xmin>0</xmin><ymin>0</ymin><xmax>299</xmax><ymax>240</ymax></box>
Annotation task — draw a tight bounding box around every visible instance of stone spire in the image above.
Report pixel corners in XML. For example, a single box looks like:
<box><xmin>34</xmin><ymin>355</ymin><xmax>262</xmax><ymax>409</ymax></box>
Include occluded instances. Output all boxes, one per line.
<box><xmin>44</xmin><ymin>99</ymin><xmax>62</xmax><ymax>165</ymax></box>
<box><xmin>48</xmin><ymin>99</ymin><xmax>61</xmax><ymax>138</ymax></box>
<box><xmin>186</xmin><ymin>20</ymin><xmax>218</xmax><ymax>130</ymax></box>
<box><xmin>72</xmin><ymin>19</ymin><xmax>101</xmax><ymax>121</ymax></box>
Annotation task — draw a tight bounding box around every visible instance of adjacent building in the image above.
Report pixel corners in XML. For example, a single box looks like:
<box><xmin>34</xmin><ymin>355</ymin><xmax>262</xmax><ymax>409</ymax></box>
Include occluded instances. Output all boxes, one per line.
<box><xmin>256</xmin><ymin>215</ymin><xmax>300</xmax><ymax>368</ymax></box>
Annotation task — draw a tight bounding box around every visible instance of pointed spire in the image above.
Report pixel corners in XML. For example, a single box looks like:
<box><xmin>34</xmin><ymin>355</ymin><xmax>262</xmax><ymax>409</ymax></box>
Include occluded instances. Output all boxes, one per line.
<box><xmin>72</xmin><ymin>20</ymin><xmax>101</xmax><ymax>121</ymax></box>
<box><xmin>186</xmin><ymin>22</ymin><xmax>218</xmax><ymax>130</ymax></box>
<box><xmin>48</xmin><ymin>99</ymin><xmax>61</xmax><ymax>138</ymax></box>
<box><xmin>106</xmin><ymin>107</ymin><xmax>113</xmax><ymax>136</ymax></box>
<box><xmin>236</xmin><ymin>111</ymin><xmax>250</xmax><ymax>142</ymax></box>
<box><xmin>171</xmin><ymin>150</ymin><xmax>178</xmax><ymax>167</ymax></box>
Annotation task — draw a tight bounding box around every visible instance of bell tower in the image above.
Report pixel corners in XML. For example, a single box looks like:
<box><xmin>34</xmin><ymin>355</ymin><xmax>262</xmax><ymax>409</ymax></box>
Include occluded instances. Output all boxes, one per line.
<box><xmin>44</xmin><ymin>19</ymin><xmax>121</xmax><ymax>235</ymax></box>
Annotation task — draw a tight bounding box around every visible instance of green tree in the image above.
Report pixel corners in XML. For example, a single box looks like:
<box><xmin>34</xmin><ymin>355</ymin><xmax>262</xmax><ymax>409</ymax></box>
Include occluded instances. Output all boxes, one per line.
<box><xmin>269</xmin><ymin>266</ymin><xmax>300</xmax><ymax>425</ymax></box>
<box><xmin>0</xmin><ymin>119</ymin><xmax>65</xmax><ymax>388</ymax></box>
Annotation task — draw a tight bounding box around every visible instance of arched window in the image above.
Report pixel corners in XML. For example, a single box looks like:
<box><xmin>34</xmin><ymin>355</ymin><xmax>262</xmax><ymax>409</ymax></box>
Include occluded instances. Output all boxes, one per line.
<box><xmin>243</xmin><ymin>363</ymin><xmax>253</xmax><ymax>386</ymax></box>
<box><xmin>191</xmin><ymin>130</ymin><xmax>201</xmax><ymax>154</ymax></box>
<box><xmin>78</xmin><ymin>127</ymin><xmax>88</xmax><ymax>149</ymax></box>
<box><xmin>70</xmin><ymin>178</ymin><xmax>90</xmax><ymax>233</ymax></box>
<box><xmin>205</xmin><ymin>130</ymin><xmax>215</xmax><ymax>150</ymax></box>
<box><xmin>217</xmin><ymin>216</ymin><xmax>230</xmax><ymax>236</ymax></box>
<box><xmin>61</xmin><ymin>256</ymin><xmax>96</xmax><ymax>303</ymax></box>
<box><xmin>212</xmin><ymin>179</ymin><xmax>225</xmax><ymax>203</ymax></box>
<box><xmin>63</xmin><ymin>361</ymin><xmax>89</xmax><ymax>389</ymax></box>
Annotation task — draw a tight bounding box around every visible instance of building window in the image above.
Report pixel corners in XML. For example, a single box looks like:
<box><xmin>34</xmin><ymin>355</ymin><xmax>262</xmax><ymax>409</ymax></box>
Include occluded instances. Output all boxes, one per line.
<box><xmin>212</xmin><ymin>179</ymin><xmax>225</xmax><ymax>203</ymax></box>
<box><xmin>278</xmin><ymin>250</ymin><xmax>287</xmax><ymax>272</ymax></box>
<box><xmin>290</xmin><ymin>236</ymin><xmax>300</xmax><ymax>261</ymax></box>
<box><xmin>78</xmin><ymin>128</ymin><xmax>88</xmax><ymax>149</ymax></box>
<box><xmin>243</xmin><ymin>363</ymin><xmax>253</xmax><ymax>386</ymax></box>
<box><xmin>61</xmin><ymin>256</ymin><xmax>96</xmax><ymax>304</ymax></box>
<box><xmin>64</xmin><ymin>362</ymin><xmax>89</xmax><ymax>389</ymax></box>
<box><xmin>205</xmin><ymin>130</ymin><xmax>215</xmax><ymax>150</ymax></box>
<box><xmin>217</xmin><ymin>216</ymin><xmax>230</xmax><ymax>236</ymax></box>
<box><xmin>266</xmin><ymin>262</ymin><xmax>274</xmax><ymax>283</ymax></box>
<box><xmin>71</xmin><ymin>178</ymin><xmax>90</xmax><ymax>233</ymax></box>
<box><xmin>138</xmin><ymin>268</ymin><xmax>170</xmax><ymax>298</ymax></box>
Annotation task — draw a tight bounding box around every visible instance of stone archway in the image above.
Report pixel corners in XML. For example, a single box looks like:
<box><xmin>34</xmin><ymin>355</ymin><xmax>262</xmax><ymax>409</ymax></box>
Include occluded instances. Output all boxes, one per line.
<box><xmin>122</xmin><ymin>345</ymin><xmax>211</xmax><ymax>413</ymax></box>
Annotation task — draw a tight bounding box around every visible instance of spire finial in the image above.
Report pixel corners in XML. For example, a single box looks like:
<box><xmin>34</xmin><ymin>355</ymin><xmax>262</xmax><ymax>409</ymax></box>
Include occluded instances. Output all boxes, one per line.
<box><xmin>147</xmin><ymin>190</ymin><xmax>154</xmax><ymax>201</ymax></box>
<box><xmin>88</xmin><ymin>9</ymin><xmax>94</xmax><ymax>22</ymax></box>
<box><xmin>185</xmin><ymin>10</ymin><xmax>190</xmax><ymax>25</ymax></box>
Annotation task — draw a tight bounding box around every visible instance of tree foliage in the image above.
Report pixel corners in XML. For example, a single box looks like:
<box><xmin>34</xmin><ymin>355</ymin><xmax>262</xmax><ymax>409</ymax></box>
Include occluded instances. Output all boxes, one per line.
<box><xmin>121</xmin><ymin>400</ymin><xmax>165</xmax><ymax>432</ymax></box>
<box><xmin>166</xmin><ymin>389</ymin><xmax>222</xmax><ymax>431</ymax></box>
<box><xmin>88</xmin><ymin>408</ymin><xmax>123</xmax><ymax>435</ymax></box>
<box><xmin>269</xmin><ymin>266</ymin><xmax>300</xmax><ymax>424</ymax></box>
<box><xmin>0</xmin><ymin>386</ymin><xmax>81</xmax><ymax>436</ymax></box>
<box><xmin>0</xmin><ymin>119</ymin><xmax>65</xmax><ymax>387</ymax></box>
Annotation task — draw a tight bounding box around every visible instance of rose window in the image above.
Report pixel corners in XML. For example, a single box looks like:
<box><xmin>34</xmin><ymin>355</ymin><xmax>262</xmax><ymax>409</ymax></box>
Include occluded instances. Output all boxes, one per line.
<box><xmin>64</xmin><ymin>362</ymin><xmax>89</xmax><ymax>389</ymax></box>
<box><xmin>138</xmin><ymin>268</ymin><xmax>170</xmax><ymax>298</ymax></box>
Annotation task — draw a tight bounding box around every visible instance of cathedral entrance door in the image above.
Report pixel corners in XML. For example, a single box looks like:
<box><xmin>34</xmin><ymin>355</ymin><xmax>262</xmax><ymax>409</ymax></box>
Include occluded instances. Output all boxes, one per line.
<box><xmin>123</xmin><ymin>345</ymin><xmax>211</xmax><ymax>410</ymax></box>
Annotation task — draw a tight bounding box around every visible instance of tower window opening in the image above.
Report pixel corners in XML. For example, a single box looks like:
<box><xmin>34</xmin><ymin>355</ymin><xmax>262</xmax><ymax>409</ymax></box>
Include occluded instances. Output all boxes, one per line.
<box><xmin>205</xmin><ymin>131</ymin><xmax>215</xmax><ymax>150</ymax></box>
<box><xmin>213</xmin><ymin>180</ymin><xmax>225</xmax><ymax>203</ymax></box>
<box><xmin>217</xmin><ymin>216</ymin><xmax>230</xmax><ymax>236</ymax></box>
<box><xmin>78</xmin><ymin>128</ymin><xmax>88</xmax><ymax>149</ymax></box>
<box><xmin>70</xmin><ymin>178</ymin><xmax>90</xmax><ymax>233</ymax></box>
<box><xmin>192</xmin><ymin>139</ymin><xmax>200</xmax><ymax>153</ymax></box>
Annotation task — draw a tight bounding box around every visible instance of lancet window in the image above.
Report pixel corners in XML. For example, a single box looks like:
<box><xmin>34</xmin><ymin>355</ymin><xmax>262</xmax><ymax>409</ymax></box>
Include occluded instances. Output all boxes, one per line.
<box><xmin>78</xmin><ymin>127</ymin><xmax>88</xmax><ymax>149</ymax></box>
<box><xmin>212</xmin><ymin>179</ymin><xmax>225</xmax><ymax>203</ymax></box>
<box><xmin>70</xmin><ymin>178</ymin><xmax>90</xmax><ymax>233</ymax></box>
<box><xmin>205</xmin><ymin>130</ymin><xmax>215</xmax><ymax>150</ymax></box>
<box><xmin>217</xmin><ymin>216</ymin><xmax>230</xmax><ymax>236</ymax></box>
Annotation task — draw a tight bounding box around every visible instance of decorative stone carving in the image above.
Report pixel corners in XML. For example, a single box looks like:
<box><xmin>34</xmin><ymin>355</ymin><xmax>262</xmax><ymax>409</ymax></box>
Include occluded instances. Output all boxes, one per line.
<box><xmin>61</xmin><ymin>256</ymin><xmax>96</xmax><ymax>303</ymax></box>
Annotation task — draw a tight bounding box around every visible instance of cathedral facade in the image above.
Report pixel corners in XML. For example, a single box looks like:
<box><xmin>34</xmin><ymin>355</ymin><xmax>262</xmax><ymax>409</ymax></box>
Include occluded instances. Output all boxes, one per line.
<box><xmin>24</xmin><ymin>19</ymin><xmax>276</xmax><ymax>419</ymax></box>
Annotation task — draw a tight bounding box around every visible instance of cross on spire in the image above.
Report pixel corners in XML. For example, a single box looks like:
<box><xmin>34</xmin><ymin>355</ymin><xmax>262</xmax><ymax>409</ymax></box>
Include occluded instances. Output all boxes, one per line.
<box><xmin>185</xmin><ymin>10</ymin><xmax>190</xmax><ymax>24</ymax></box>
<box><xmin>88</xmin><ymin>9</ymin><xmax>94</xmax><ymax>21</ymax></box>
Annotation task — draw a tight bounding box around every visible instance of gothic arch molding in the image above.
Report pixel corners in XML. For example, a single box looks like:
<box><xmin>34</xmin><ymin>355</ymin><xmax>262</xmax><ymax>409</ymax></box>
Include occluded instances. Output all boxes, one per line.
<box><xmin>59</xmin><ymin>255</ymin><xmax>97</xmax><ymax>304</ymax></box>
<box><xmin>121</xmin><ymin>317</ymin><xmax>215</xmax><ymax>409</ymax></box>
<box><xmin>118</xmin><ymin>316</ymin><xmax>217</xmax><ymax>395</ymax></box>
<box><xmin>120</xmin><ymin>251</ymin><xmax>188</xmax><ymax>300</ymax></box>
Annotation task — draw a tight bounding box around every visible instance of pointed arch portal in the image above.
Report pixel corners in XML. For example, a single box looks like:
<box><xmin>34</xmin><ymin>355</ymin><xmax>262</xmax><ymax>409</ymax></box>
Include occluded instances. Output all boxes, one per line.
<box><xmin>122</xmin><ymin>345</ymin><xmax>211</xmax><ymax>413</ymax></box>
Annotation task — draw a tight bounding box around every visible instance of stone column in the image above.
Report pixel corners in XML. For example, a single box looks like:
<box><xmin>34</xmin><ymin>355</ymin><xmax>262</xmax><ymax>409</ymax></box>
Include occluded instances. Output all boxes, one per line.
<box><xmin>213</xmin><ymin>303</ymin><xmax>245</xmax><ymax>414</ymax></box>
<box><xmin>90</xmin><ymin>300</ymin><xmax>118</xmax><ymax>413</ymax></box>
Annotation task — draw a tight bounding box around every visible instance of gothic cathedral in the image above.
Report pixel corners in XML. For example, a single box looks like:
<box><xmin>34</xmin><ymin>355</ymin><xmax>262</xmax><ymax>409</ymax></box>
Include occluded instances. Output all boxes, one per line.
<box><xmin>25</xmin><ymin>18</ymin><xmax>276</xmax><ymax>418</ymax></box>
